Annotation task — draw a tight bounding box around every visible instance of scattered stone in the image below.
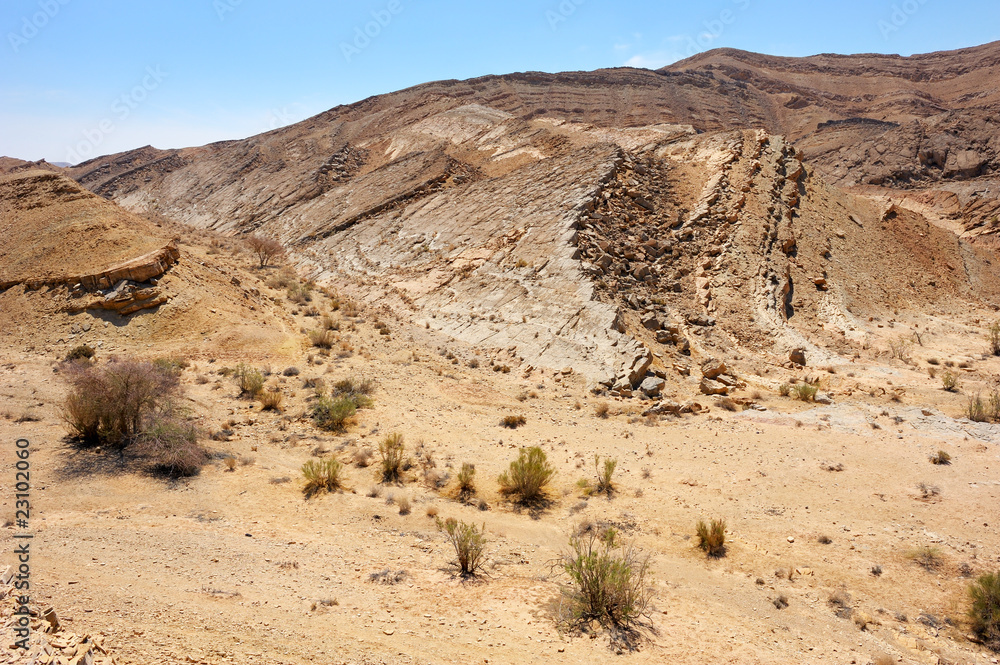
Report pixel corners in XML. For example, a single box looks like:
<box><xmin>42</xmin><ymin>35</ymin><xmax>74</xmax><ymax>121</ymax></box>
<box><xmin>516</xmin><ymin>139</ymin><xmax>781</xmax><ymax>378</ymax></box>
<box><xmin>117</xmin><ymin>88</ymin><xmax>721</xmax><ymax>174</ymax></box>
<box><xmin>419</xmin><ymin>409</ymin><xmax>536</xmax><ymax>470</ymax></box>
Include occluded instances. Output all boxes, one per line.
<box><xmin>789</xmin><ymin>348</ymin><xmax>807</xmax><ymax>365</ymax></box>
<box><xmin>701</xmin><ymin>358</ymin><xmax>727</xmax><ymax>379</ymax></box>
<box><xmin>639</xmin><ymin>376</ymin><xmax>665</xmax><ymax>396</ymax></box>
<box><xmin>700</xmin><ymin>377</ymin><xmax>729</xmax><ymax>395</ymax></box>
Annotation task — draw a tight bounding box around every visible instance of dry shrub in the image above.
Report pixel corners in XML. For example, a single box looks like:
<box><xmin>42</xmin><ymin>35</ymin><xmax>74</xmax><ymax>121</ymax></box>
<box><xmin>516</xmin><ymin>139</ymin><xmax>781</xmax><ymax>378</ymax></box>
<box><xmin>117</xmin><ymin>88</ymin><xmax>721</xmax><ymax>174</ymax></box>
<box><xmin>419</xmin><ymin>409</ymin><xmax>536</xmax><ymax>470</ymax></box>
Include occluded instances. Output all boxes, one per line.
<box><xmin>717</xmin><ymin>397</ymin><xmax>740</xmax><ymax>412</ymax></box>
<box><xmin>234</xmin><ymin>363</ymin><xmax>264</xmax><ymax>397</ymax></box>
<box><xmin>302</xmin><ymin>458</ymin><xmax>345</xmax><ymax>498</ymax></box>
<box><xmin>397</xmin><ymin>495</ymin><xmax>411</xmax><ymax>515</ymax></box>
<box><xmin>457</xmin><ymin>462</ymin><xmax>476</xmax><ymax>496</ymax></box>
<box><xmin>792</xmin><ymin>383</ymin><xmax>818</xmax><ymax>402</ymax></box>
<box><xmin>498</xmin><ymin>446</ymin><xmax>555</xmax><ymax>504</ymax></box>
<box><xmin>595</xmin><ymin>402</ymin><xmax>610</xmax><ymax>419</ymax></box>
<box><xmin>500</xmin><ymin>414</ymin><xmax>527</xmax><ymax>429</ymax></box>
<box><xmin>439</xmin><ymin>517</ymin><xmax>487</xmax><ymax>577</ymax></box>
<box><xmin>308</xmin><ymin>329</ymin><xmax>335</xmax><ymax>349</ymax></box>
<box><xmin>259</xmin><ymin>388</ymin><xmax>284</xmax><ymax>412</ymax></box>
<box><xmin>907</xmin><ymin>545</ymin><xmax>944</xmax><ymax>570</ymax></box>
<box><xmin>379</xmin><ymin>432</ymin><xmax>405</xmax><ymax>483</ymax></box>
<box><xmin>559</xmin><ymin>527</ymin><xmax>651</xmax><ymax>643</ymax></box>
<box><xmin>353</xmin><ymin>448</ymin><xmax>374</xmax><ymax>468</ymax></box>
<box><xmin>941</xmin><ymin>370</ymin><xmax>958</xmax><ymax>392</ymax></box>
<box><xmin>246</xmin><ymin>235</ymin><xmax>286</xmax><ymax>267</ymax></box>
<box><xmin>136</xmin><ymin>416</ymin><xmax>207</xmax><ymax>477</ymax></box>
<box><xmin>695</xmin><ymin>518</ymin><xmax>726</xmax><ymax>557</ymax></box>
<box><xmin>990</xmin><ymin>322</ymin><xmax>1000</xmax><ymax>357</ymax></box>
<box><xmin>223</xmin><ymin>455</ymin><xmax>237</xmax><ymax>471</ymax></box>
<box><xmin>929</xmin><ymin>450</ymin><xmax>952</xmax><ymax>465</ymax></box>
<box><xmin>152</xmin><ymin>356</ymin><xmax>189</xmax><ymax>375</ymax></box>
<box><xmin>593</xmin><ymin>455</ymin><xmax>617</xmax><ymax>496</ymax></box>
<box><xmin>969</xmin><ymin>571</ymin><xmax>1000</xmax><ymax>652</ymax></box>
<box><xmin>778</xmin><ymin>383</ymin><xmax>791</xmax><ymax>397</ymax></box>
<box><xmin>65</xmin><ymin>344</ymin><xmax>95</xmax><ymax>362</ymax></box>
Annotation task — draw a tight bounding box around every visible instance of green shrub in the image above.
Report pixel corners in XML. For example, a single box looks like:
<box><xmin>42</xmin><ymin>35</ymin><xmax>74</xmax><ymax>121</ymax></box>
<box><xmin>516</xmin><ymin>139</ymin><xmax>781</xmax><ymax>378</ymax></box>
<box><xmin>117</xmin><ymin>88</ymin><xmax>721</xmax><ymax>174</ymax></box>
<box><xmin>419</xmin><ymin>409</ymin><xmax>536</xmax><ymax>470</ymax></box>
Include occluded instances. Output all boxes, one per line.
<box><xmin>234</xmin><ymin>363</ymin><xmax>264</xmax><ymax>397</ymax></box>
<box><xmin>968</xmin><ymin>392</ymin><xmax>987</xmax><ymax>422</ymax></box>
<box><xmin>439</xmin><ymin>517</ymin><xmax>487</xmax><ymax>576</ymax></box>
<box><xmin>695</xmin><ymin>518</ymin><xmax>727</xmax><ymax>557</ymax></box>
<box><xmin>311</xmin><ymin>395</ymin><xmax>357</xmax><ymax>432</ymax></box>
<box><xmin>302</xmin><ymin>458</ymin><xmax>345</xmax><ymax>497</ymax></box>
<box><xmin>457</xmin><ymin>462</ymin><xmax>476</xmax><ymax>496</ymax></box>
<box><xmin>498</xmin><ymin>446</ymin><xmax>555</xmax><ymax>503</ymax></box>
<box><xmin>792</xmin><ymin>383</ymin><xmax>818</xmax><ymax>402</ymax></box>
<box><xmin>559</xmin><ymin>528</ymin><xmax>651</xmax><ymax>634</ymax></box>
<box><xmin>778</xmin><ymin>383</ymin><xmax>791</xmax><ymax>397</ymax></box>
<box><xmin>969</xmin><ymin>571</ymin><xmax>1000</xmax><ymax>652</ymax></box>
<box><xmin>942</xmin><ymin>371</ymin><xmax>958</xmax><ymax>392</ymax></box>
<box><xmin>379</xmin><ymin>432</ymin><xmax>405</xmax><ymax>483</ymax></box>
<box><xmin>594</xmin><ymin>455</ymin><xmax>617</xmax><ymax>496</ymax></box>
<box><xmin>152</xmin><ymin>356</ymin><xmax>189</xmax><ymax>375</ymax></box>
<box><xmin>65</xmin><ymin>344</ymin><xmax>95</xmax><ymax>362</ymax></box>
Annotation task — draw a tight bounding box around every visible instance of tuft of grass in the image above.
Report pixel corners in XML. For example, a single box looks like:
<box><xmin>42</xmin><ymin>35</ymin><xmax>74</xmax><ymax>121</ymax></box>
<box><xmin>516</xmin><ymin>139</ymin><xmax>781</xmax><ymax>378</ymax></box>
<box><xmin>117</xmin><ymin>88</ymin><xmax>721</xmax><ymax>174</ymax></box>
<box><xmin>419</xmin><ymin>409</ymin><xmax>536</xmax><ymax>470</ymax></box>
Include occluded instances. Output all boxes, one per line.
<box><xmin>223</xmin><ymin>455</ymin><xmax>237</xmax><ymax>471</ymax></box>
<box><xmin>378</xmin><ymin>432</ymin><xmax>405</xmax><ymax>483</ymax></box>
<box><xmin>397</xmin><ymin>495</ymin><xmax>411</xmax><ymax>515</ymax></box>
<box><xmin>311</xmin><ymin>395</ymin><xmax>357</xmax><ymax>432</ymax></box>
<box><xmin>967</xmin><ymin>392</ymin><xmax>988</xmax><ymax>422</ymax></box>
<box><xmin>929</xmin><ymin>450</ymin><xmax>952</xmax><ymax>465</ymax></box>
<box><xmin>302</xmin><ymin>458</ymin><xmax>345</xmax><ymax>497</ymax></box>
<box><xmin>818</xmin><ymin>534</ymin><xmax>833</xmax><ymax>545</ymax></box>
<box><xmin>258</xmin><ymin>388</ymin><xmax>284</xmax><ymax>411</ymax></box>
<box><xmin>558</xmin><ymin>527</ymin><xmax>651</xmax><ymax>639</ymax></box>
<box><xmin>778</xmin><ymin>383</ymin><xmax>791</xmax><ymax>397</ymax></box>
<box><xmin>439</xmin><ymin>517</ymin><xmax>487</xmax><ymax>577</ymax></box>
<box><xmin>498</xmin><ymin>446</ymin><xmax>555</xmax><ymax>504</ymax></box>
<box><xmin>234</xmin><ymin>363</ymin><xmax>264</xmax><ymax>397</ymax></box>
<box><xmin>968</xmin><ymin>571</ymin><xmax>1000</xmax><ymax>652</ymax></box>
<box><xmin>595</xmin><ymin>402</ymin><xmax>610</xmax><ymax>419</ymax></box>
<box><xmin>773</xmin><ymin>595</ymin><xmax>789</xmax><ymax>610</ymax></box>
<box><xmin>499</xmin><ymin>414</ymin><xmax>527</xmax><ymax>429</ymax></box>
<box><xmin>695</xmin><ymin>518</ymin><xmax>727</xmax><ymax>557</ymax></box>
<box><xmin>907</xmin><ymin>545</ymin><xmax>944</xmax><ymax>570</ymax></box>
<box><xmin>308</xmin><ymin>329</ymin><xmax>335</xmax><ymax>349</ymax></box>
<box><xmin>593</xmin><ymin>455</ymin><xmax>617</xmax><ymax>496</ymax></box>
<box><xmin>152</xmin><ymin>356</ymin><xmax>189</xmax><ymax>375</ymax></box>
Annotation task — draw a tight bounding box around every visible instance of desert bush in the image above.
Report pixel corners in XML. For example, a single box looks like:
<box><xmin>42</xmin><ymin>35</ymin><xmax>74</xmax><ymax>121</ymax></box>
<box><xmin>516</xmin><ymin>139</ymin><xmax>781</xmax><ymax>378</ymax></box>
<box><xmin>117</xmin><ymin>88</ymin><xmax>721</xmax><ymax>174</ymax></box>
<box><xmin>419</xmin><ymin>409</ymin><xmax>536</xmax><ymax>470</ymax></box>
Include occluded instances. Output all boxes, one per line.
<box><xmin>929</xmin><ymin>450</ymin><xmax>952</xmax><ymax>465</ymax></box>
<box><xmin>595</xmin><ymin>402</ymin><xmax>610</xmax><ymax>419</ymax></box>
<box><xmin>332</xmin><ymin>377</ymin><xmax>375</xmax><ymax>400</ymax></box>
<box><xmin>457</xmin><ymin>462</ymin><xmax>476</xmax><ymax>495</ymax></box>
<box><xmin>63</xmin><ymin>358</ymin><xmax>180</xmax><ymax>448</ymax></box>
<box><xmin>246</xmin><ymin>235</ymin><xmax>286</xmax><ymax>267</ymax></box>
<box><xmin>287</xmin><ymin>281</ymin><xmax>313</xmax><ymax>304</ymax></box>
<box><xmin>308</xmin><ymin>329</ymin><xmax>335</xmax><ymax>349</ymax></box>
<box><xmin>439</xmin><ymin>517</ymin><xmax>487</xmax><ymax>577</ymax></box>
<box><xmin>136</xmin><ymin>415</ymin><xmax>207</xmax><ymax>477</ymax></box>
<box><xmin>593</xmin><ymin>455</ymin><xmax>617</xmax><ymax>496</ymax></box>
<box><xmin>379</xmin><ymin>432</ymin><xmax>405</xmax><ymax>483</ymax></box>
<box><xmin>500</xmin><ymin>414</ymin><xmax>527</xmax><ymax>429</ymax></box>
<box><xmin>233</xmin><ymin>363</ymin><xmax>264</xmax><ymax>397</ymax></box>
<box><xmin>302</xmin><ymin>458</ymin><xmax>344</xmax><ymax>497</ymax></box>
<box><xmin>792</xmin><ymin>383</ymin><xmax>818</xmax><ymax>402</ymax></box>
<box><xmin>559</xmin><ymin>527</ymin><xmax>651</xmax><ymax>635</ymax></box>
<box><xmin>942</xmin><ymin>371</ymin><xmax>958</xmax><ymax>392</ymax></box>
<box><xmin>968</xmin><ymin>392</ymin><xmax>987</xmax><ymax>422</ymax></box>
<box><xmin>695</xmin><ymin>518</ymin><xmax>727</xmax><ymax>557</ymax></box>
<box><xmin>65</xmin><ymin>344</ymin><xmax>95</xmax><ymax>362</ymax></box>
<box><xmin>778</xmin><ymin>383</ymin><xmax>791</xmax><ymax>397</ymax></box>
<box><xmin>259</xmin><ymin>388</ymin><xmax>284</xmax><ymax>411</ymax></box>
<box><xmin>968</xmin><ymin>571</ymin><xmax>1000</xmax><ymax>651</ymax></box>
<box><xmin>282</xmin><ymin>366</ymin><xmax>300</xmax><ymax>377</ymax></box>
<box><xmin>223</xmin><ymin>455</ymin><xmax>237</xmax><ymax>471</ymax></box>
<box><xmin>152</xmin><ymin>356</ymin><xmax>189</xmax><ymax>375</ymax></box>
<box><xmin>311</xmin><ymin>395</ymin><xmax>358</xmax><ymax>432</ymax></box>
<box><xmin>498</xmin><ymin>446</ymin><xmax>555</xmax><ymax>504</ymax></box>
<box><xmin>888</xmin><ymin>336</ymin><xmax>912</xmax><ymax>362</ymax></box>
<box><xmin>397</xmin><ymin>495</ymin><xmax>411</xmax><ymax>515</ymax></box>
<box><xmin>990</xmin><ymin>322</ymin><xmax>1000</xmax><ymax>357</ymax></box>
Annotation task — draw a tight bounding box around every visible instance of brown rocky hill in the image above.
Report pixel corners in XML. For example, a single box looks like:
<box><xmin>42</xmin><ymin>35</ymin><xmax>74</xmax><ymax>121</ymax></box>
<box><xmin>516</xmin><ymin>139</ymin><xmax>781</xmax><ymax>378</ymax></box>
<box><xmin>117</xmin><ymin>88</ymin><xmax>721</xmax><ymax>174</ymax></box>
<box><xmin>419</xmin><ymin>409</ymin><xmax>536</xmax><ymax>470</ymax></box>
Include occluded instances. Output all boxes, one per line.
<box><xmin>58</xmin><ymin>43</ymin><xmax>1000</xmax><ymax>388</ymax></box>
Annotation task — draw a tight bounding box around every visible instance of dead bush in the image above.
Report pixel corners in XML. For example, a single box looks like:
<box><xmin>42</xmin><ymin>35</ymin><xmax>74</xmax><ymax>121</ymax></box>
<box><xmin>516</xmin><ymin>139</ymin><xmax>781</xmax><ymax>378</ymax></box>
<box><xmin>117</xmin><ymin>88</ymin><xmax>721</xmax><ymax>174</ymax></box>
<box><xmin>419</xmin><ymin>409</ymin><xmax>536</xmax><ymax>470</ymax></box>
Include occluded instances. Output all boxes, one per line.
<box><xmin>500</xmin><ymin>414</ymin><xmax>527</xmax><ymax>429</ymax></box>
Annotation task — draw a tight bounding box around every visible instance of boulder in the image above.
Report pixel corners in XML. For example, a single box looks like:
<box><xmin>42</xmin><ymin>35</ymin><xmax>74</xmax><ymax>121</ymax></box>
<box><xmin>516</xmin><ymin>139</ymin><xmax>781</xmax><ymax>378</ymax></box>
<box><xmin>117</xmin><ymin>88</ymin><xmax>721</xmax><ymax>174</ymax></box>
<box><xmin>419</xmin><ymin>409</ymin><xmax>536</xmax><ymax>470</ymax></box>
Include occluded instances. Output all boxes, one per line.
<box><xmin>624</xmin><ymin>348</ymin><xmax>653</xmax><ymax>386</ymax></box>
<box><xmin>643</xmin><ymin>400</ymin><xmax>682</xmax><ymax>416</ymax></box>
<box><xmin>641</xmin><ymin>313</ymin><xmax>661</xmax><ymax>330</ymax></box>
<box><xmin>700</xmin><ymin>377</ymin><xmax>729</xmax><ymax>395</ymax></box>
<box><xmin>701</xmin><ymin>358</ymin><xmax>727</xmax><ymax>379</ymax></box>
<box><xmin>715</xmin><ymin>373</ymin><xmax>739</xmax><ymax>387</ymax></box>
<box><xmin>639</xmin><ymin>376</ymin><xmax>665</xmax><ymax>396</ymax></box>
<box><xmin>789</xmin><ymin>348</ymin><xmax>807</xmax><ymax>365</ymax></box>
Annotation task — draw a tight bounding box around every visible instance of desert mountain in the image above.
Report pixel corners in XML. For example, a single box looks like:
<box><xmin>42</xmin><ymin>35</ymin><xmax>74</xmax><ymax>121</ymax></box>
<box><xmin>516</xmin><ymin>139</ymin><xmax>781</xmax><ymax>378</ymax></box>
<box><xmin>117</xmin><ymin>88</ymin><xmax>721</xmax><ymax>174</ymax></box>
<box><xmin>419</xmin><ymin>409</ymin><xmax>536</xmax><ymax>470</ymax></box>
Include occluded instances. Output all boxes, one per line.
<box><xmin>58</xmin><ymin>42</ymin><xmax>1000</xmax><ymax>391</ymax></box>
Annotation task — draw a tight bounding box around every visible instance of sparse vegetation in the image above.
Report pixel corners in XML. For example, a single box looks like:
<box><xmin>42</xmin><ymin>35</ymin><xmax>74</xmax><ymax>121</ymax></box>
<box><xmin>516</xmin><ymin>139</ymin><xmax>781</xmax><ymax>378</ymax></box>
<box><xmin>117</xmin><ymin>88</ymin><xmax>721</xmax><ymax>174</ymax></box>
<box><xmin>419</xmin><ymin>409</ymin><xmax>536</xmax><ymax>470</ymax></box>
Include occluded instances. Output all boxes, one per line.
<box><xmin>152</xmin><ymin>356</ymin><xmax>189</xmax><ymax>375</ymax></box>
<box><xmin>233</xmin><ymin>363</ymin><xmax>265</xmax><ymax>397</ymax></box>
<box><xmin>968</xmin><ymin>571</ymin><xmax>1000</xmax><ymax>652</ymax></box>
<box><xmin>968</xmin><ymin>392</ymin><xmax>987</xmax><ymax>422</ymax></box>
<box><xmin>990</xmin><ymin>322</ymin><xmax>1000</xmax><ymax>356</ymax></box>
<box><xmin>258</xmin><ymin>387</ymin><xmax>284</xmax><ymax>411</ymax></box>
<box><xmin>929</xmin><ymin>450</ymin><xmax>952</xmax><ymax>465</ymax></box>
<box><xmin>558</xmin><ymin>527</ymin><xmax>651</xmax><ymax>640</ymax></box>
<box><xmin>397</xmin><ymin>495</ymin><xmax>411</xmax><ymax>515</ymax></box>
<box><xmin>457</xmin><ymin>462</ymin><xmax>476</xmax><ymax>496</ymax></box>
<box><xmin>65</xmin><ymin>344</ymin><xmax>95</xmax><ymax>362</ymax></box>
<box><xmin>378</xmin><ymin>432</ymin><xmax>405</xmax><ymax>483</ymax></box>
<box><xmin>246</xmin><ymin>234</ymin><xmax>286</xmax><ymax>267</ymax></box>
<box><xmin>888</xmin><ymin>336</ymin><xmax>912</xmax><ymax>362</ymax></box>
<box><xmin>942</xmin><ymin>370</ymin><xmax>958</xmax><ymax>392</ymax></box>
<box><xmin>302</xmin><ymin>458</ymin><xmax>345</xmax><ymax>497</ymax></box>
<box><xmin>593</xmin><ymin>455</ymin><xmax>617</xmax><ymax>496</ymax></box>
<box><xmin>439</xmin><ymin>517</ymin><xmax>487</xmax><ymax>577</ymax></box>
<box><xmin>498</xmin><ymin>446</ymin><xmax>555</xmax><ymax>504</ymax></box>
<box><xmin>499</xmin><ymin>414</ymin><xmax>526</xmax><ymax>429</ymax></box>
<box><xmin>311</xmin><ymin>395</ymin><xmax>358</xmax><ymax>432</ymax></box>
<box><xmin>595</xmin><ymin>402</ymin><xmax>610</xmax><ymax>419</ymax></box>
<box><xmin>778</xmin><ymin>383</ymin><xmax>791</xmax><ymax>397</ymax></box>
<box><xmin>695</xmin><ymin>518</ymin><xmax>727</xmax><ymax>557</ymax></box>
<box><xmin>792</xmin><ymin>383</ymin><xmax>818</xmax><ymax>402</ymax></box>
<box><xmin>308</xmin><ymin>329</ymin><xmax>335</xmax><ymax>349</ymax></box>
<box><xmin>907</xmin><ymin>545</ymin><xmax>944</xmax><ymax>570</ymax></box>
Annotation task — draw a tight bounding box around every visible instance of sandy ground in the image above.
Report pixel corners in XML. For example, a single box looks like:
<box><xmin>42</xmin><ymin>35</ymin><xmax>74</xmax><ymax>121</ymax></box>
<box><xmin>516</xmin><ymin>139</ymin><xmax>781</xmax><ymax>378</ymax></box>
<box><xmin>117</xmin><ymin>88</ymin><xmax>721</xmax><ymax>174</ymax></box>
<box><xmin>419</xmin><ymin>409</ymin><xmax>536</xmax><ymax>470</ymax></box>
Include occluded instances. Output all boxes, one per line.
<box><xmin>2</xmin><ymin>252</ymin><xmax>1000</xmax><ymax>665</ymax></box>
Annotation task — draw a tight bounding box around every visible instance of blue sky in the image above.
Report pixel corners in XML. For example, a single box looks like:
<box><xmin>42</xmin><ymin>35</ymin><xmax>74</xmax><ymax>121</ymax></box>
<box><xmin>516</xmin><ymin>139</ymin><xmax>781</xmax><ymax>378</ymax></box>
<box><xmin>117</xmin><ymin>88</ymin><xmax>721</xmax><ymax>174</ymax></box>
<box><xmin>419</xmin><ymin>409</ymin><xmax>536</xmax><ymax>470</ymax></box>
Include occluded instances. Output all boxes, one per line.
<box><xmin>2</xmin><ymin>0</ymin><xmax>998</xmax><ymax>164</ymax></box>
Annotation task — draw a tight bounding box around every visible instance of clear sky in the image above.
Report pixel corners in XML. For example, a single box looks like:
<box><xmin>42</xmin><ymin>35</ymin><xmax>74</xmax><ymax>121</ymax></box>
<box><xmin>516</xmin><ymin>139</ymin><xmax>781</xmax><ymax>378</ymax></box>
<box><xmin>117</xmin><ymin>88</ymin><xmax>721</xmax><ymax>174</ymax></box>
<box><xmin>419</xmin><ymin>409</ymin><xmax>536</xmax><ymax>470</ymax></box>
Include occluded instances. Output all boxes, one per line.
<box><xmin>2</xmin><ymin>0</ymin><xmax>998</xmax><ymax>164</ymax></box>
